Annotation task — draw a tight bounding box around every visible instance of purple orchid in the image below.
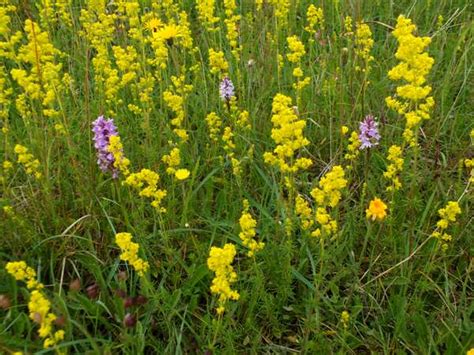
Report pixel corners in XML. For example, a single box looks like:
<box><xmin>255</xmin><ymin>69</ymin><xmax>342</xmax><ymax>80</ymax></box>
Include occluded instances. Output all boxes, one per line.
<box><xmin>359</xmin><ymin>114</ymin><xmax>381</xmax><ymax>150</ymax></box>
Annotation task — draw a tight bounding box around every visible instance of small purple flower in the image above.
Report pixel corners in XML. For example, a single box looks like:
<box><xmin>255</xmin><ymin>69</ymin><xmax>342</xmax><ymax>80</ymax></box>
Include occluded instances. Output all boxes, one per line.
<box><xmin>358</xmin><ymin>115</ymin><xmax>381</xmax><ymax>150</ymax></box>
<box><xmin>219</xmin><ymin>77</ymin><xmax>234</xmax><ymax>101</ymax></box>
<box><xmin>92</xmin><ymin>115</ymin><xmax>118</xmax><ymax>178</ymax></box>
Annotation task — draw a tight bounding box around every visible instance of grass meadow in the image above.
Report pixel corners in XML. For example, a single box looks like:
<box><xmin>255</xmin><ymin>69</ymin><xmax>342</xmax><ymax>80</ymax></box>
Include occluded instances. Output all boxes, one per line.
<box><xmin>0</xmin><ymin>0</ymin><xmax>473</xmax><ymax>353</ymax></box>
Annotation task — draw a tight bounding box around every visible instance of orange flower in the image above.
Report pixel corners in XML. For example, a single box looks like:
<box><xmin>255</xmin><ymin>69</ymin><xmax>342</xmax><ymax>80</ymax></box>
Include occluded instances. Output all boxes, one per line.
<box><xmin>366</xmin><ymin>198</ymin><xmax>388</xmax><ymax>221</ymax></box>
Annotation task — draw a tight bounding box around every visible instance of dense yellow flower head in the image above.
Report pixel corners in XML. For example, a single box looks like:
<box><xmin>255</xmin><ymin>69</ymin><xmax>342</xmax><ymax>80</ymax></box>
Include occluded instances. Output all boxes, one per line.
<box><xmin>386</xmin><ymin>15</ymin><xmax>434</xmax><ymax>146</ymax></box>
<box><xmin>6</xmin><ymin>261</ymin><xmax>63</xmax><ymax>348</ymax></box>
<box><xmin>14</xmin><ymin>144</ymin><xmax>42</xmax><ymax>179</ymax></box>
<box><xmin>108</xmin><ymin>135</ymin><xmax>130</xmax><ymax>176</ymax></box>
<box><xmin>344</xmin><ymin>131</ymin><xmax>361</xmax><ymax>161</ymax></box>
<box><xmin>383</xmin><ymin>145</ymin><xmax>404</xmax><ymax>192</ymax></box>
<box><xmin>263</xmin><ymin>94</ymin><xmax>312</xmax><ymax>174</ymax></box>
<box><xmin>305</xmin><ymin>5</ymin><xmax>324</xmax><ymax>35</ymax></box>
<box><xmin>209</xmin><ymin>49</ymin><xmax>229</xmax><ymax>76</ymax></box>
<box><xmin>431</xmin><ymin>201</ymin><xmax>461</xmax><ymax>250</ymax></box>
<box><xmin>286</xmin><ymin>36</ymin><xmax>306</xmax><ymax>63</ymax></box>
<box><xmin>175</xmin><ymin>168</ymin><xmax>190</xmax><ymax>180</ymax></box>
<box><xmin>123</xmin><ymin>169</ymin><xmax>167</xmax><ymax>212</ymax></box>
<box><xmin>163</xmin><ymin>75</ymin><xmax>193</xmax><ymax>142</ymax></box>
<box><xmin>207</xmin><ymin>243</ymin><xmax>240</xmax><ymax>314</ymax></box>
<box><xmin>5</xmin><ymin>261</ymin><xmax>43</xmax><ymax>290</ymax></box>
<box><xmin>311</xmin><ymin>165</ymin><xmax>347</xmax><ymax>208</ymax></box>
<box><xmin>366</xmin><ymin>198</ymin><xmax>388</xmax><ymax>221</ymax></box>
<box><xmin>197</xmin><ymin>0</ymin><xmax>219</xmax><ymax>31</ymax></box>
<box><xmin>115</xmin><ymin>232</ymin><xmax>149</xmax><ymax>276</ymax></box>
<box><xmin>238</xmin><ymin>200</ymin><xmax>264</xmax><ymax>257</ymax></box>
<box><xmin>206</xmin><ymin>112</ymin><xmax>222</xmax><ymax>142</ymax></box>
<box><xmin>295</xmin><ymin>195</ymin><xmax>314</xmax><ymax>230</ymax></box>
<box><xmin>355</xmin><ymin>22</ymin><xmax>374</xmax><ymax>72</ymax></box>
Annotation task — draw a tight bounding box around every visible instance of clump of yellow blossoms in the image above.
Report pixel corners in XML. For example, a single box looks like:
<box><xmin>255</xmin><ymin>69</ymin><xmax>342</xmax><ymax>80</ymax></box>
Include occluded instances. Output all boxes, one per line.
<box><xmin>295</xmin><ymin>195</ymin><xmax>314</xmax><ymax>231</ymax></box>
<box><xmin>269</xmin><ymin>0</ymin><xmax>290</xmax><ymax>25</ymax></box>
<box><xmin>341</xmin><ymin>310</ymin><xmax>350</xmax><ymax>329</ymax></box>
<box><xmin>163</xmin><ymin>75</ymin><xmax>193</xmax><ymax>141</ymax></box>
<box><xmin>108</xmin><ymin>136</ymin><xmax>130</xmax><ymax>176</ymax></box>
<box><xmin>354</xmin><ymin>22</ymin><xmax>374</xmax><ymax>73</ymax></box>
<box><xmin>123</xmin><ymin>169</ymin><xmax>167</xmax><ymax>212</ymax></box>
<box><xmin>310</xmin><ymin>165</ymin><xmax>348</xmax><ymax>237</ymax></box>
<box><xmin>286</xmin><ymin>36</ymin><xmax>310</xmax><ymax>92</ymax></box>
<box><xmin>385</xmin><ymin>15</ymin><xmax>435</xmax><ymax>146</ymax></box>
<box><xmin>205</xmin><ymin>112</ymin><xmax>222</xmax><ymax>143</ymax></box>
<box><xmin>14</xmin><ymin>144</ymin><xmax>42</xmax><ymax>179</ymax></box>
<box><xmin>207</xmin><ymin>243</ymin><xmax>240</xmax><ymax>315</ymax></box>
<box><xmin>197</xmin><ymin>0</ymin><xmax>219</xmax><ymax>32</ymax></box>
<box><xmin>366</xmin><ymin>198</ymin><xmax>388</xmax><ymax>221</ymax></box>
<box><xmin>162</xmin><ymin>147</ymin><xmax>190</xmax><ymax>180</ymax></box>
<box><xmin>431</xmin><ymin>201</ymin><xmax>461</xmax><ymax>250</ymax></box>
<box><xmin>305</xmin><ymin>5</ymin><xmax>324</xmax><ymax>38</ymax></box>
<box><xmin>6</xmin><ymin>261</ymin><xmax>64</xmax><ymax>348</ymax></box>
<box><xmin>6</xmin><ymin>261</ymin><xmax>43</xmax><ymax>290</ymax></box>
<box><xmin>223</xmin><ymin>0</ymin><xmax>241</xmax><ymax>59</ymax></box>
<box><xmin>344</xmin><ymin>131</ymin><xmax>362</xmax><ymax>162</ymax></box>
<box><xmin>383</xmin><ymin>145</ymin><xmax>404</xmax><ymax>192</ymax></box>
<box><xmin>239</xmin><ymin>200</ymin><xmax>264</xmax><ymax>257</ymax></box>
<box><xmin>209</xmin><ymin>49</ymin><xmax>229</xmax><ymax>76</ymax></box>
<box><xmin>11</xmin><ymin>19</ymin><xmax>65</xmax><ymax>119</ymax></box>
<box><xmin>115</xmin><ymin>232</ymin><xmax>149</xmax><ymax>276</ymax></box>
<box><xmin>263</xmin><ymin>94</ymin><xmax>312</xmax><ymax>174</ymax></box>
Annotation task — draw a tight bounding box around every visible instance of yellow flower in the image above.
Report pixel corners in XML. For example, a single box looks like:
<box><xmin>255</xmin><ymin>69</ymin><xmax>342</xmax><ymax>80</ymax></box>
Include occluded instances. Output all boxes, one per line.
<box><xmin>384</xmin><ymin>145</ymin><xmax>404</xmax><ymax>192</ymax></box>
<box><xmin>238</xmin><ymin>200</ymin><xmax>264</xmax><ymax>257</ymax></box>
<box><xmin>305</xmin><ymin>5</ymin><xmax>324</xmax><ymax>35</ymax></box>
<box><xmin>386</xmin><ymin>16</ymin><xmax>434</xmax><ymax>146</ymax></box>
<box><xmin>175</xmin><ymin>168</ymin><xmax>190</xmax><ymax>180</ymax></box>
<box><xmin>366</xmin><ymin>198</ymin><xmax>388</xmax><ymax>221</ymax></box>
<box><xmin>341</xmin><ymin>310</ymin><xmax>350</xmax><ymax>329</ymax></box>
<box><xmin>115</xmin><ymin>232</ymin><xmax>149</xmax><ymax>276</ymax></box>
<box><xmin>208</xmin><ymin>49</ymin><xmax>229</xmax><ymax>76</ymax></box>
<box><xmin>123</xmin><ymin>169</ymin><xmax>167</xmax><ymax>212</ymax></box>
<box><xmin>14</xmin><ymin>144</ymin><xmax>42</xmax><ymax>179</ymax></box>
<box><xmin>431</xmin><ymin>201</ymin><xmax>461</xmax><ymax>250</ymax></box>
<box><xmin>108</xmin><ymin>135</ymin><xmax>130</xmax><ymax>176</ymax></box>
<box><xmin>263</xmin><ymin>94</ymin><xmax>312</xmax><ymax>174</ymax></box>
<box><xmin>207</xmin><ymin>243</ymin><xmax>240</xmax><ymax>314</ymax></box>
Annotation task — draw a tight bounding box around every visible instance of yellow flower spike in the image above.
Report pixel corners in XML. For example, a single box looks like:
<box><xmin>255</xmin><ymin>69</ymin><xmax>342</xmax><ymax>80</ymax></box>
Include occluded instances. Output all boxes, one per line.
<box><xmin>238</xmin><ymin>200</ymin><xmax>264</xmax><ymax>257</ymax></box>
<box><xmin>115</xmin><ymin>232</ymin><xmax>149</xmax><ymax>277</ymax></box>
<box><xmin>14</xmin><ymin>144</ymin><xmax>42</xmax><ymax>180</ymax></box>
<box><xmin>123</xmin><ymin>169</ymin><xmax>167</xmax><ymax>212</ymax></box>
<box><xmin>207</xmin><ymin>243</ymin><xmax>240</xmax><ymax>315</ymax></box>
<box><xmin>208</xmin><ymin>49</ymin><xmax>229</xmax><ymax>76</ymax></box>
<box><xmin>384</xmin><ymin>145</ymin><xmax>404</xmax><ymax>192</ymax></box>
<box><xmin>366</xmin><ymin>198</ymin><xmax>388</xmax><ymax>221</ymax></box>
<box><xmin>431</xmin><ymin>201</ymin><xmax>461</xmax><ymax>250</ymax></box>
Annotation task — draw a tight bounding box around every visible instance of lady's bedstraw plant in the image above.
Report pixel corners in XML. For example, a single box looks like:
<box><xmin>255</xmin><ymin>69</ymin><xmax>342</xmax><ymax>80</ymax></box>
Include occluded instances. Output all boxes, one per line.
<box><xmin>431</xmin><ymin>201</ymin><xmax>461</xmax><ymax>251</ymax></box>
<box><xmin>6</xmin><ymin>261</ymin><xmax>65</xmax><ymax>349</ymax></box>
<box><xmin>263</xmin><ymin>93</ymin><xmax>312</xmax><ymax>190</ymax></box>
<box><xmin>386</xmin><ymin>15</ymin><xmax>435</xmax><ymax>147</ymax></box>
<box><xmin>115</xmin><ymin>232</ymin><xmax>150</xmax><ymax>277</ymax></box>
<box><xmin>207</xmin><ymin>243</ymin><xmax>240</xmax><ymax>315</ymax></box>
<box><xmin>239</xmin><ymin>199</ymin><xmax>264</xmax><ymax>257</ymax></box>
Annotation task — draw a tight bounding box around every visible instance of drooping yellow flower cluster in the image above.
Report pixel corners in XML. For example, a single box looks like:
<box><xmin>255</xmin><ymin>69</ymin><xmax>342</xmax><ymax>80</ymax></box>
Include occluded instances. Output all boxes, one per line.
<box><xmin>354</xmin><ymin>22</ymin><xmax>374</xmax><ymax>73</ymax></box>
<box><xmin>209</xmin><ymin>49</ymin><xmax>229</xmax><ymax>77</ymax></box>
<box><xmin>286</xmin><ymin>36</ymin><xmax>310</xmax><ymax>92</ymax></box>
<box><xmin>115</xmin><ymin>232</ymin><xmax>149</xmax><ymax>276</ymax></box>
<box><xmin>304</xmin><ymin>5</ymin><xmax>324</xmax><ymax>38</ymax></box>
<box><xmin>108</xmin><ymin>136</ymin><xmax>131</xmax><ymax>177</ymax></box>
<box><xmin>385</xmin><ymin>15</ymin><xmax>435</xmax><ymax>146</ymax></box>
<box><xmin>14</xmin><ymin>144</ymin><xmax>42</xmax><ymax>179</ymax></box>
<box><xmin>263</xmin><ymin>94</ymin><xmax>312</xmax><ymax>174</ymax></box>
<box><xmin>383</xmin><ymin>145</ymin><xmax>404</xmax><ymax>192</ymax></box>
<box><xmin>207</xmin><ymin>243</ymin><xmax>240</xmax><ymax>315</ymax></box>
<box><xmin>309</xmin><ymin>165</ymin><xmax>348</xmax><ymax>237</ymax></box>
<box><xmin>10</xmin><ymin>19</ymin><xmax>65</xmax><ymax>119</ymax></box>
<box><xmin>431</xmin><ymin>201</ymin><xmax>461</xmax><ymax>250</ymax></box>
<box><xmin>123</xmin><ymin>169</ymin><xmax>167</xmax><ymax>212</ymax></box>
<box><xmin>197</xmin><ymin>0</ymin><xmax>219</xmax><ymax>32</ymax></box>
<box><xmin>238</xmin><ymin>200</ymin><xmax>264</xmax><ymax>257</ymax></box>
<box><xmin>366</xmin><ymin>198</ymin><xmax>388</xmax><ymax>221</ymax></box>
<box><xmin>5</xmin><ymin>261</ymin><xmax>65</xmax><ymax>348</ymax></box>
